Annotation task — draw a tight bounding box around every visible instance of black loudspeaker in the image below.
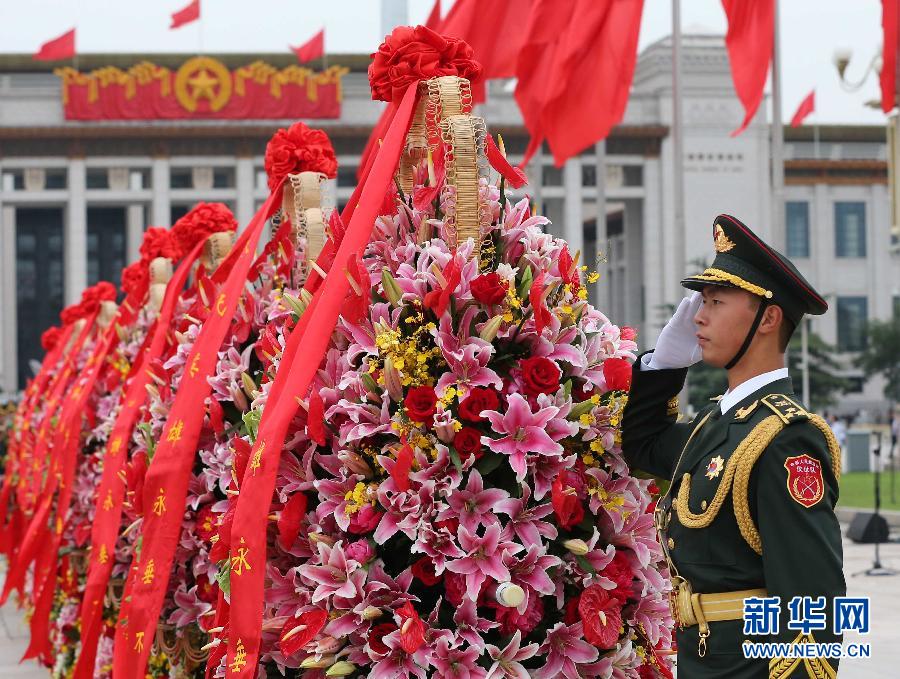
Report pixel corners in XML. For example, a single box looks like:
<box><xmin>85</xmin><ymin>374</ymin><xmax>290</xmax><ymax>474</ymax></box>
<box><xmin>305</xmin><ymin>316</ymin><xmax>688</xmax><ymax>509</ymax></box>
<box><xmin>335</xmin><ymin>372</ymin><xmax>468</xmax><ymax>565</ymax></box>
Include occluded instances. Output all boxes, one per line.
<box><xmin>847</xmin><ymin>512</ymin><xmax>889</xmax><ymax>544</ymax></box>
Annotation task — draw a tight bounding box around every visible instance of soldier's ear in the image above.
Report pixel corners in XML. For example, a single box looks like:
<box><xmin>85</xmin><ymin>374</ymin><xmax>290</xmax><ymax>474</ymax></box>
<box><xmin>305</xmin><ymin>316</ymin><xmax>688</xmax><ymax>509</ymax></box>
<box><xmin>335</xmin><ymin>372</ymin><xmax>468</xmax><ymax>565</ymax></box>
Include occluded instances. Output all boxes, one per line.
<box><xmin>758</xmin><ymin>303</ymin><xmax>784</xmax><ymax>338</ymax></box>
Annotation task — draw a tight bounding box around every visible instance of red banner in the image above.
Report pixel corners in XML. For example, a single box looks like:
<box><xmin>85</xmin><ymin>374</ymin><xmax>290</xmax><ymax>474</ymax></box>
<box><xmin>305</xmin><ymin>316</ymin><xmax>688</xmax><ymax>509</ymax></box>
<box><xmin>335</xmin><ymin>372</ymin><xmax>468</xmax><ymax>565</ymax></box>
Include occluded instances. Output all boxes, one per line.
<box><xmin>56</xmin><ymin>58</ymin><xmax>348</xmax><ymax>120</ymax></box>
<box><xmin>73</xmin><ymin>243</ymin><xmax>203</xmax><ymax>679</ymax></box>
<box><xmin>112</xmin><ymin>193</ymin><xmax>282</xmax><ymax>679</ymax></box>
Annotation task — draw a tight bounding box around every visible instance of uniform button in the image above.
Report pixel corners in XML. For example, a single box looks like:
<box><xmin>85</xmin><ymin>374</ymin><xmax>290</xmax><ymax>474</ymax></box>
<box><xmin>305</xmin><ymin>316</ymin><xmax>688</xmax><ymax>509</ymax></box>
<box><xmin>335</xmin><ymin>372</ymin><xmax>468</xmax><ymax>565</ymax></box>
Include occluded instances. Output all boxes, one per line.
<box><xmin>667</xmin><ymin>510</ymin><xmax>672</xmax><ymax>523</ymax></box>
<box><xmin>667</xmin><ymin>537</ymin><xmax>675</xmax><ymax>549</ymax></box>
<box><xmin>701</xmin><ymin>500</ymin><xmax>708</xmax><ymax>510</ymax></box>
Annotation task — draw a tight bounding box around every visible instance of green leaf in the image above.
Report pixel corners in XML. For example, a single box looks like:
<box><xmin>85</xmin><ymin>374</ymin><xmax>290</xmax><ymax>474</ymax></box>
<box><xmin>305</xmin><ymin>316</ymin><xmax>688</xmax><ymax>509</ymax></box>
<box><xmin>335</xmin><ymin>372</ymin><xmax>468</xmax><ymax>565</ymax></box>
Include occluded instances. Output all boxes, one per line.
<box><xmin>516</xmin><ymin>266</ymin><xmax>533</xmax><ymax>300</ymax></box>
<box><xmin>448</xmin><ymin>446</ymin><xmax>463</xmax><ymax>474</ymax></box>
<box><xmin>575</xmin><ymin>554</ymin><xmax>596</xmax><ymax>575</ymax></box>
<box><xmin>216</xmin><ymin>560</ymin><xmax>231</xmax><ymax>597</ymax></box>
<box><xmin>242</xmin><ymin>409</ymin><xmax>261</xmax><ymax>443</ymax></box>
<box><xmin>475</xmin><ymin>450</ymin><xmax>504</xmax><ymax>476</ymax></box>
<box><xmin>563</xmin><ymin>379</ymin><xmax>573</xmax><ymax>398</ymax></box>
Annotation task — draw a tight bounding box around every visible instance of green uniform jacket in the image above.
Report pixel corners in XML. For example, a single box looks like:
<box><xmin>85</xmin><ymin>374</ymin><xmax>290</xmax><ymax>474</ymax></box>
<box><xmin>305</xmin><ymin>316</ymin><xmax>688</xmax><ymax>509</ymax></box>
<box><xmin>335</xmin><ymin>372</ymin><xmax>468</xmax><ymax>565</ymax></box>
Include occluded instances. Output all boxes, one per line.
<box><xmin>621</xmin><ymin>354</ymin><xmax>844</xmax><ymax>678</ymax></box>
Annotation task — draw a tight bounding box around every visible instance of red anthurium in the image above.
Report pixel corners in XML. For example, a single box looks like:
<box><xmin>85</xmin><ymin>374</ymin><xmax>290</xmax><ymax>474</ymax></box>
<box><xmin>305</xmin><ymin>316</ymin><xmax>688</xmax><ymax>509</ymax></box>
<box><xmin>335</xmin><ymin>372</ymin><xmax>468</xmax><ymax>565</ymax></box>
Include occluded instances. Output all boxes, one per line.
<box><xmin>391</xmin><ymin>435</ymin><xmax>415</xmax><ymax>493</ymax></box>
<box><xmin>277</xmin><ymin>492</ymin><xmax>308</xmax><ymax>552</ymax></box>
<box><xmin>279</xmin><ymin>609</ymin><xmax>328</xmax><ymax>658</ymax></box>
<box><xmin>529</xmin><ymin>271</ymin><xmax>552</xmax><ymax>335</ymax></box>
<box><xmin>396</xmin><ymin>601</ymin><xmax>426</xmax><ymax>654</ymax></box>
<box><xmin>423</xmin><ymin>256</ymin><xmax>461</xmax><ymax>318</ymax></box>
<box><xmin>306</xmin><ymin>389</ymin><xmax>326</xmax><ymax>446</ymax></box>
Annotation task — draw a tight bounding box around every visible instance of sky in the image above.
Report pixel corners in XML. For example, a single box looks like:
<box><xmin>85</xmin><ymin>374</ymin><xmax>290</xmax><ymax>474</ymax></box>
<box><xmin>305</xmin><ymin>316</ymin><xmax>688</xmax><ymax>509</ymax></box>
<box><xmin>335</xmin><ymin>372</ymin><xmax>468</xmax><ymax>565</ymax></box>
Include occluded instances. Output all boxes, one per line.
<box><xmin>0</xmin><ymin>0</ymin><xmax>888</xmax><ymax>125</ymax></box>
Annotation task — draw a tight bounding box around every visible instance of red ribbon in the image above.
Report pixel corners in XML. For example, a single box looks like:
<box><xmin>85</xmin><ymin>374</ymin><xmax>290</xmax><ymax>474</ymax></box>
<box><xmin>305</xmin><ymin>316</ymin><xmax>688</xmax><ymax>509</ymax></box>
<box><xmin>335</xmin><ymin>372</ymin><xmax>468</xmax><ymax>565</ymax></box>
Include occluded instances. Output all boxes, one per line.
<box><xmin>111</xmin><ymin>192</ymin><xmax>282</xmax><ymax>679</ymax></box>
<box><xmin>72</xmin><ymin>242</ymin><xmax>204</xmax><ymax>678</ymax></box>
<box><xmin>222</xmin><ymin>81</ymin><xmax>419</xmax><ymax>678</ymax></box>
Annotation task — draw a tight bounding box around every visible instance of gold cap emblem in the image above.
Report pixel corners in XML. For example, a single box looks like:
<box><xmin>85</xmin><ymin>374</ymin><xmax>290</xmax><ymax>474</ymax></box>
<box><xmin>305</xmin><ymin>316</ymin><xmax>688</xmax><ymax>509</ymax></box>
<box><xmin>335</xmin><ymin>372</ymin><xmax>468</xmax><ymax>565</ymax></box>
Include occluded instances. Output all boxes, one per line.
<box><xmin>714</xmin><ymin>224</ymin><xmax>736</xmax><ymax>253</ymax></box>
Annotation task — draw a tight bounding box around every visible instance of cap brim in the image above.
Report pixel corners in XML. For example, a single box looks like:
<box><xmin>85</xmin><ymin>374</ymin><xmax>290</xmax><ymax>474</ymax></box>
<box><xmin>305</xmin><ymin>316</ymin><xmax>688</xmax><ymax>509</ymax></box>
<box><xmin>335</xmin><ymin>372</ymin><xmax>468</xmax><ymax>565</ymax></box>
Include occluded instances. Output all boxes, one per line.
<box><xmin>681</xmin><ymin>274</ymin><xmax>737</xmax><ymax>293</ymax></box>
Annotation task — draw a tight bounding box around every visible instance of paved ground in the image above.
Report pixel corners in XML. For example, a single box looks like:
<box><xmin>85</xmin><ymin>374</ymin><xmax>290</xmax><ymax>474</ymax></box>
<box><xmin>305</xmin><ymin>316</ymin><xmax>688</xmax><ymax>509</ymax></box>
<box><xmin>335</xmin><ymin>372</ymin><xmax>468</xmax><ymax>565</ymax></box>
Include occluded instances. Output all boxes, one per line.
<box><xmin>1</xmin><ymin>527</ymin><xmax>899</xmax><ymax>678</ymax></box>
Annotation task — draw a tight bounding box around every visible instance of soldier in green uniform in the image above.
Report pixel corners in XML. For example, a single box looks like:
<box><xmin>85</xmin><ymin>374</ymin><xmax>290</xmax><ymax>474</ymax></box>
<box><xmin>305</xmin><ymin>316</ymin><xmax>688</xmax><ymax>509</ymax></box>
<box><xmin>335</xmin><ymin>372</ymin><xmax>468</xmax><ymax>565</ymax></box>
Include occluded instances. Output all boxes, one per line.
<box><xmin>622</xmin><ymin>214</ymin><xmax>844</xmax><ymax>678</ymax></box>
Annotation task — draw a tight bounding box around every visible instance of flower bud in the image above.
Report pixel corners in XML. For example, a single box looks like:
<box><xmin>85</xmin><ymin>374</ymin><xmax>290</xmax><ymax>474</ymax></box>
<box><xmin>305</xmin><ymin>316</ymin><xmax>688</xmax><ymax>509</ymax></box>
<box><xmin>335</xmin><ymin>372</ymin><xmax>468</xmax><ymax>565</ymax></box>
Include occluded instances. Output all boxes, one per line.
<box><xmin>563</xmin><ymin>538</ymin><xmax>590</xmax><ymax>556</ymax></box>
<box><xmin>361</xmin><ymin>606</ymin><xmax>383</xmax><ymax>620</ymax></box>
<box><xmin>381</xmin><ymin>267</ymin><xmax>404</xmax><ymax>305</ymax></box>
<box><xmin>479</xmin><ymin>314</ymin><xmax>504</xmax><ymax>342</ymax></box>
<box><xmin>382</xmin><ymin>356</ymin><xmax>404</xmax><ymax>402</ymax></box>
<box><xmin>300</xmin><ymin>656</ymin><xmax>334</xmax><ymax>669</ymax></box>
<box><xmin>325</xmin><ymin>661</ymin><xmax>356</xmax><ymax>677</ymax></box>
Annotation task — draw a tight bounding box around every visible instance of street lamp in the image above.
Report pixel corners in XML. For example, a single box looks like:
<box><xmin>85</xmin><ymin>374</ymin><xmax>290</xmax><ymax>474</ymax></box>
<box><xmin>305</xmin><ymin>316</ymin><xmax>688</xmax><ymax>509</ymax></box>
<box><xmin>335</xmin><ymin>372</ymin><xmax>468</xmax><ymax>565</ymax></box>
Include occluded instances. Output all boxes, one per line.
<box><xmin>833</xmin><ymin>48</ymin><xmax>900</xmax><ymax>253</ymax></box>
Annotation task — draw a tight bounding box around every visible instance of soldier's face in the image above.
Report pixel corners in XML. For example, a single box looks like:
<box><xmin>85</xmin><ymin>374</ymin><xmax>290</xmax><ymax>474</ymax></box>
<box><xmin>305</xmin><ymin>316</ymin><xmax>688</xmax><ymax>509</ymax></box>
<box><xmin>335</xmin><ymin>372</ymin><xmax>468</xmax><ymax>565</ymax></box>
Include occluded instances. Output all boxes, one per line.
<box><xmin>693</xmin><ymin>286</ymin><xmax>757</xmax><ymax>367</ymax></box>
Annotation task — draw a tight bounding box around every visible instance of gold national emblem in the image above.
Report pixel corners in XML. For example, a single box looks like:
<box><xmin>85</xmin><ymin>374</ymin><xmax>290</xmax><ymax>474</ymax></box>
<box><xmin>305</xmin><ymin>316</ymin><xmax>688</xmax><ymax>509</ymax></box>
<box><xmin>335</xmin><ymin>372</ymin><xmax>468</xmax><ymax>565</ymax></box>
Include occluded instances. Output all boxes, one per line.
<box><xmin>174</xmin><ymin>57</ymin><xmax>232</xmax><ymax>113</ymax></box>
<box><xmin>714</xmin><ymin>223</ymin><xmax>736</xmax><ymax>252</ymax></box>
<box><xmin>705</xmin><ymin>455</ymin><xmax>725</xmax><ymax>480</ymax></box>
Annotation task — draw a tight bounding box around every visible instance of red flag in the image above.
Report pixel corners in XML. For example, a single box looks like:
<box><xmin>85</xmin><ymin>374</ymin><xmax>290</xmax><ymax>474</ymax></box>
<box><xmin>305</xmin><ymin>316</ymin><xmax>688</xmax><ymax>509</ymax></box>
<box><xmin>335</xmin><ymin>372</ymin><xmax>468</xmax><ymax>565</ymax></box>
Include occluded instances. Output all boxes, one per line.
<box><xmin>790</xmin><ymin>90</ymin><xmax>815</xmax><ymax>127</ymax></box>
<box><xmin>441</xmin><ymin>0</ymin><xmax>532</xmax><ymax>102</ymax></box>
<box><xmin>33</xmin><ymin>28</ymin><xmax>75</xmax><ymax>61</ymax></box>
<box><xmin>515</xmin><ymin>0</ymin><xmax>571</xmax><ymax>165</ymax></box>
<box><xmin>520</xmin><ymin>0</ymin><xmax>644</xmax><ymax>167</ymax></box>
<box><xmin>425</xmin><ymin>0</ymin><xmax>442</xmax><ymax>29</ymax></box>
<box><xmin>722</xmin><ymin>0</ymin><xmax>775</xmax><ymax>136</ymax></box>
<box><xmin>170</xmin><ymin>0</ymin><xmax>200</xmax><ymax>29</ymax></box>
<box><xmin>882</xmin><ymin>0</ymin><xmax>899</xmax><ymax>113</ymax></box>
<box><xmin>290</xmin><ymin>29</ymin><xmax>324</xmax><ymax>64</ymax></box>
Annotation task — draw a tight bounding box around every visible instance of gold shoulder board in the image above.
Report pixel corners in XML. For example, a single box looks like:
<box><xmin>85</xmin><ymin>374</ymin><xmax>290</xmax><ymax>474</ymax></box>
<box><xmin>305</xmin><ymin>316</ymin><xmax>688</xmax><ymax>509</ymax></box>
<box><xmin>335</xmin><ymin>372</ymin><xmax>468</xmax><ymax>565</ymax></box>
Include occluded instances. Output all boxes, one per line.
<box><xmin>760</xmin><ymin>394</ymin><xmax>809</xmax><ymax>425</ymax></box>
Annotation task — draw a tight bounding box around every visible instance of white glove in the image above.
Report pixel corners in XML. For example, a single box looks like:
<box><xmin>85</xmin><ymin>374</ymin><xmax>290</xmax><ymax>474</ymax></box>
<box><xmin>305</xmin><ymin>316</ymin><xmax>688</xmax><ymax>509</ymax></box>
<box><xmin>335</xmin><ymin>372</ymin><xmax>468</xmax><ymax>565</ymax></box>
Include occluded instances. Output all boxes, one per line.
<box><xmin>645</xmin><ymin>292</ymin><xmax>703</xmax><ymax>370</ymax></box>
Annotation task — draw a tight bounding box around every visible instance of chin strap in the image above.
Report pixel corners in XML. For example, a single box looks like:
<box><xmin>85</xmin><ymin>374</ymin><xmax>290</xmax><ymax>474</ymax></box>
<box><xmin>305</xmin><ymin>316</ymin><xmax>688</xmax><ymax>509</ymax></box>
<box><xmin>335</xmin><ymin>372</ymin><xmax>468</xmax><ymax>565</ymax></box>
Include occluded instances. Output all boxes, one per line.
<box><xmin>725</xmin><ymin>300</ymin><xmax>769</xmax><ymax>370</ymax></box>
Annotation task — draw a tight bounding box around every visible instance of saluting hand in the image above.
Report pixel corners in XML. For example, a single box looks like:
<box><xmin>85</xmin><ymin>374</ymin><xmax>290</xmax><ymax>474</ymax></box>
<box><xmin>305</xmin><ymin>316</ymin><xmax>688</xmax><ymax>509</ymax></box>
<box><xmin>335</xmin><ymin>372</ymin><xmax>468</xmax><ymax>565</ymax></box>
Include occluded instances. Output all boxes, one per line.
<box><xmin>648</xmin><ymin>291</ymin><xmax>703</xmax><ymax>369</ymax></box>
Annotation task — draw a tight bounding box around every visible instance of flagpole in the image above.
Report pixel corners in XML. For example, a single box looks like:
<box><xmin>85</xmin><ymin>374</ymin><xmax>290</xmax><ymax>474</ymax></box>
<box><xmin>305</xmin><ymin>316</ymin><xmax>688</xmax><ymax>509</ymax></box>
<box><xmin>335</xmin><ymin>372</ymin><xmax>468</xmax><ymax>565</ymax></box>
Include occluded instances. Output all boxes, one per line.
<box><xmin>672</xmin><ymin>0</ymin><xmax>690</xmax><ymax>408</ymax></box>
<box><xmin>672</xmin><ymin>0</ymin><xmax>685</xmax><ymax>282</ymax></box>
<box><xmin>771</xmin><ymin>0</ymin><xmax>786</xmax><ymax>249</ymax></box>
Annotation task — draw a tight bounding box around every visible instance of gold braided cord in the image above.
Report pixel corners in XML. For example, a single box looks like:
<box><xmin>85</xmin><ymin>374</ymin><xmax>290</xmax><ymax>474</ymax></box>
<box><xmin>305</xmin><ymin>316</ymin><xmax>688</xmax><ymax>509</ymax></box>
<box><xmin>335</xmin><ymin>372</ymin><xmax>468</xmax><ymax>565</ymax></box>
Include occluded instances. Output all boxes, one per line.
<box><xmin>809</xmin><ymin>414</ymin><xmax>842</xmax><ymax>481</ymax></box>
<box><xmin>678</xmin><ymin>410</ymin><xmax>843</xmax><ymax>556</ymax></box>
<box><xmin>691</xmin><ymin>268</ymin><xmax>773</xmax><ymax>299</ymax></box>
<box><xmin>731</xmin><ymin>416</ymin><xmax>788</xmax><ymax>555</ymax></box>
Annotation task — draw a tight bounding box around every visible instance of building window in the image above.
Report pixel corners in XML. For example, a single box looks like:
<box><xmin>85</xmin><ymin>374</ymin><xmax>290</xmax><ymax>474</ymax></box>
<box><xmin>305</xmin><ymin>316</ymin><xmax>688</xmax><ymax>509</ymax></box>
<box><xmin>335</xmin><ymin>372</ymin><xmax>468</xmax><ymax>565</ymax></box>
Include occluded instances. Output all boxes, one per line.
<box><xmin>542</xmin><ymin>165</ymin><xmax>563</xmax><ymax>186</ymax></box>
<box><xmin>581</xmin><ymin>164</ymin><xmax>596</xmax><ymax>187</ymax></box>
<box><xmin>213</xmin><ymin>168</ymin><xmax>235</xmax><ymax>188</ymax></box>
<box><xmin>893</xmin><ymin>295</ymin><xmax>900</xmax><ymax>319</ymax></box>
<box><xmin>785</xmin><ymin>201</ymin><xmax>810</xmax><ymax>257</ymax></box>
<box><xmin>836</xmin><ymin>296</ymin><xmax>868</xmax><ymax>352</ymax></box>
<box><xmin>835</xmin><ymin>202</ymin><xmax>866</xmax><ymax>257</ymax></box>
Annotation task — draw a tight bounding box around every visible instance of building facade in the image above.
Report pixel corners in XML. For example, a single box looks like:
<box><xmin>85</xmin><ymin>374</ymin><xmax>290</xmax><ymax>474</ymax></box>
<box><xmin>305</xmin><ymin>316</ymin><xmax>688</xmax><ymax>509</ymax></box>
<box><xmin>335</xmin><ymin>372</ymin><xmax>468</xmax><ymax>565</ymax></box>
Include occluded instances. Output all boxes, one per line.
<box><xmin>1</xmin><ymin>35</ymin><xmax>897</xmax><ymax>416</ymax></box>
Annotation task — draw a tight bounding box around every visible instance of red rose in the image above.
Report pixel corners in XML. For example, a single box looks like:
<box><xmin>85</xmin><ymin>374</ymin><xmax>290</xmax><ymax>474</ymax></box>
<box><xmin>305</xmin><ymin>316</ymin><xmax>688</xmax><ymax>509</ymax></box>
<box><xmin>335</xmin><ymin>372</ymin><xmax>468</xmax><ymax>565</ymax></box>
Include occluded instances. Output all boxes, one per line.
<box><xmin>368</xmin><ymin>25</ymin><xmax>483</xmax><ymax>103</ymax></box>
<box><xmin>196</xmin><ymin>578</ymin><xmax>218</xmax><ymax>606</ymax></box>
<box><xmin>621</xmin><ymin>326</ymin><xmax>637</xmax><ymax>341</ymax></box>
<box><xmin>601</xmin><ymin>550</ymin><xmax>635</xmax><ymax>602</ymax></box>
<box><xmin>564</xmin><ymin>597</ymin><xmax>581</xmax><ymax>625</ymax></box>
<box><xmin>264</xmin><ymin>122</ymin><xmax>338</xmax><ymax>190</ymax></box>
<box><xmin>410</xmin><ymin>555</ymin><xmax>442</xmax><ymax>586</ymax></box>
<box><xmin>404</xmin><ymin>385</ymin><xmax>438</xmax><ymax>423</ymax></box>
<box><xmin>367</xmin><ymin>622</ymin><xmax>397</xmax><ymax>655</ymax></box>
<box><xmin>348</xmin><ymin>504</ymin><xmax>383</xmax><ymax>535</ymax></box>
<box><xmin>444</xmin><ymin>571</ymin><xmax>467</xmax><ymax>607</ymax></box>
<box><xmin>396</xmin><ymin>602</ymin><xmax>426</xmax><ymax>654</ymax></box>
<box><xmin>494</xmin><ymin>594</ymin><xmax>544</xmax><ymax>636</ymax></box>
<box><xmin>578</xmin><ymin>585</ymin><xmax>624</xmax><ymax>649</ymax></box>
<box><xmin>603</xmin><ymin>357</ymin><xmax>632</xmax><ymax>392</ymax></box>
<box><xmin>551</xmin><ymin>471</ymin><xmax>585</xmax><ymax>530</ymax></box>
<box><xmin>453</xmin><ymin>427</ymin><xmax>483</xmax><ymax>460</ymax></box>
<box><xmin>459</xmin><ymin>387</ymin><xmax>500</xmax><ymax>422</ymax></box>
<box><xmin>470</xmin><ymin>272</ymin><xmax>508</xmax><ymax>305</ymax></box>
<box><xmin>519</xmin><ymin>357</ymin><xmax>561</xmax><ymax>397</ymax></box>
<box><xmin>279</xmin><ymin>609</ymin><xmax>328</xmax><ymax>658</ymax></box>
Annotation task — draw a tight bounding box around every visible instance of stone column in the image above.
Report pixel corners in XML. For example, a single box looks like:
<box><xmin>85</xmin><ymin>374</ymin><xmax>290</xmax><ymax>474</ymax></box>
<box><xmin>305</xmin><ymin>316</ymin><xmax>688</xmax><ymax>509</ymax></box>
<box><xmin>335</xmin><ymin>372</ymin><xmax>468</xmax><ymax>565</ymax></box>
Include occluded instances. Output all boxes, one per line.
<box><xmin>0</xmin><ymin>205</ymin><xmax>17</xmax><ymax>393</ymax></box>
<box><xmin>563</xmin><ymin>156</ymin><xmax>584</xmax><ymax>260</ymax></box>
<box><xmin>151</xmin><ymin>157</ymin><xmax>171</xmax><ymax>227</ymax></box>
<box><xmin>236</xmin><ymin>157</ymin><xmax>255</xmax><ymax>229</ymax></box>
<box><xmin>66</xmin><ymin>158</ymin><xmax>87</xmax><ymax>305</ymax></box>
<box><xmin>126</xmin><ymin>203</ymin><xmax>145</xmax><ymax>263</ymax></box>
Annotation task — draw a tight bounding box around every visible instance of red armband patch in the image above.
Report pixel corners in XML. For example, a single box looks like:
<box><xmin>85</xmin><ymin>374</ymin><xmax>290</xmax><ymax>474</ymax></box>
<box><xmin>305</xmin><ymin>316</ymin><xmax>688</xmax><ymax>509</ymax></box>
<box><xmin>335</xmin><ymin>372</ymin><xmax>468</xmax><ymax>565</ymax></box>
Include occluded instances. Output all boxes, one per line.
<box><xmin>784</xmin><ymin>454</ymin><xmax>824</xmax><ymax>508</ymax></box>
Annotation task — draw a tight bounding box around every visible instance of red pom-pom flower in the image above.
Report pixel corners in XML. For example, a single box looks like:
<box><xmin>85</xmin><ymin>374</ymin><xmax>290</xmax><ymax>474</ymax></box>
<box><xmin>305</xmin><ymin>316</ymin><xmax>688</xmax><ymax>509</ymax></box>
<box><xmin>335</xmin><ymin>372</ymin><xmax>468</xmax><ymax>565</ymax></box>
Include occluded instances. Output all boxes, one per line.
<box><xmin>264</xmin><ymin>122</ymin><xmax>337</xmax><ymax>190</ymax></box>
<box><xmin>368</xmin><ymin>25</ymin><xmax>483</xmax><ymax>103</ymax></box>
<box><xmin>171</xmin><ymin>202</ymin><xmax>237</xmax><ymax>257</ymax></box>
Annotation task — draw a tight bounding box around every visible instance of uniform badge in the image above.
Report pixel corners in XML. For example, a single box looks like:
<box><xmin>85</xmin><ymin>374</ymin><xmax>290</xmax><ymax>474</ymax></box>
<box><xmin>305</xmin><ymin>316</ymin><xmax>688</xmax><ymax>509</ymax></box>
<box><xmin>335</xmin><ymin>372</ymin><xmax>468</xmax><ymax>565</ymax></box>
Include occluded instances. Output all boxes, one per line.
<box><xmin>705</xmin><ymin>455</ymin><xmax>724</xmax><ymax>480</ymax></box>
<box><xmin>784</xmin><ymin>454</ymin><xmax>824</xmax><ymax>508</ymax></box>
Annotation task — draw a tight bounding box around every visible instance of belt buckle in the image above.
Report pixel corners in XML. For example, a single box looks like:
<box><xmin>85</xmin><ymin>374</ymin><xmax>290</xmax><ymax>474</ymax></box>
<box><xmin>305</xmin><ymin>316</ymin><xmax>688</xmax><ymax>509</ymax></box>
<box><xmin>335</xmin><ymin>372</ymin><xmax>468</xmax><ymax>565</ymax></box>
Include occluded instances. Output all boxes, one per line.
<box><xmin>669</xmin><ymin>576</ymin><xmax>685</xmax><ymax>629</ymax></box>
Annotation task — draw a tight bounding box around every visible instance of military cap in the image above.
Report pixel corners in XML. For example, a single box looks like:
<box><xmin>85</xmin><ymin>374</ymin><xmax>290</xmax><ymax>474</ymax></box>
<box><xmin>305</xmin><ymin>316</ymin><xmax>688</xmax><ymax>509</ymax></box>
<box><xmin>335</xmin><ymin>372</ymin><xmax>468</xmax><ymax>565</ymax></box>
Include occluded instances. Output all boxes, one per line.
<box><xmin>681</xmin><ymin>214</ymin><xmax>827</xmax><ymax>326</ymax></box>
